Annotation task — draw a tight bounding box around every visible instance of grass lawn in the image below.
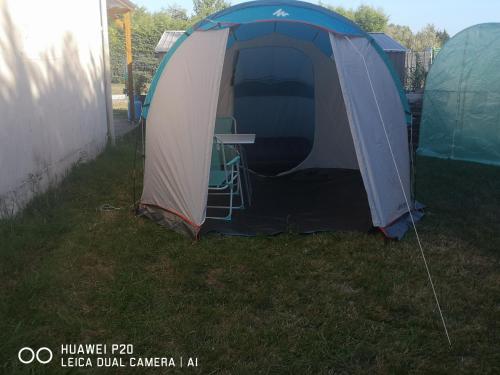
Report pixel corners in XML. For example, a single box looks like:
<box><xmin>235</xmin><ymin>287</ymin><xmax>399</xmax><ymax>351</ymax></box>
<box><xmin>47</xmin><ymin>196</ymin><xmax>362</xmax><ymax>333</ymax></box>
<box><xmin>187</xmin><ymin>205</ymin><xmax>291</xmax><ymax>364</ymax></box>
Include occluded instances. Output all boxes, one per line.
<box><xmin>111</xmin><ymin>83</ymin><xmax>125</xmax><ymax>96</ymax></box>
<box><xmin>1</xmin><ymin>129</ymin><xmax>500</xmax><ymax>374</ymax></box>
<box><xmin>113</xmin><ymin>97</ymin><xmax>129</xmax><ymax>121</ymax></box>
<box><xmin>111</xmin><ymin>82</ymin><xmax>128</xmax><ymax>120</ymax></box>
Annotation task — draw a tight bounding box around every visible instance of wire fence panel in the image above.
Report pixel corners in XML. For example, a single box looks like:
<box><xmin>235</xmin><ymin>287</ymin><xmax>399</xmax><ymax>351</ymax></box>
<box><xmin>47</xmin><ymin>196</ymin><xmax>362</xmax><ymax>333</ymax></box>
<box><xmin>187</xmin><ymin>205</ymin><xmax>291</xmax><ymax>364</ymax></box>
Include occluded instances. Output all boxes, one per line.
<box><xmin>404</xmin><ymin>50</ymin><xmax>436</xmax><ymax>91</ymax></box>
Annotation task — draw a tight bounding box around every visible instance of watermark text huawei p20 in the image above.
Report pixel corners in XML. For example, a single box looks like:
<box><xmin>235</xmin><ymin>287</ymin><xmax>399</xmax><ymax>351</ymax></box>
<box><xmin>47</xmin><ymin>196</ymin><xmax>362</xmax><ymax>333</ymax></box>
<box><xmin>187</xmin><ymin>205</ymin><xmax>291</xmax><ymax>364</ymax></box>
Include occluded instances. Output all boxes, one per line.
<box><xmin>18</xmin><ymin>344</ymin><xmax>198</xmax><ymax>369</ymax></box>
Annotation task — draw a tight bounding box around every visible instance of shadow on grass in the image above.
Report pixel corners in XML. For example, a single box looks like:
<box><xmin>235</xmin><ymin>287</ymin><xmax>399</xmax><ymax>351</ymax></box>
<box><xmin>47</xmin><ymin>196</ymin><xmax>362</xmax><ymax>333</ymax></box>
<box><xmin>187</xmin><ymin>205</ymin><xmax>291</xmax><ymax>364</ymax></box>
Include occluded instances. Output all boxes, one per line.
<box><xmin>415</xmin><ymin>155</ymin><xmax>500</xmax><ymax>254</ymax></box>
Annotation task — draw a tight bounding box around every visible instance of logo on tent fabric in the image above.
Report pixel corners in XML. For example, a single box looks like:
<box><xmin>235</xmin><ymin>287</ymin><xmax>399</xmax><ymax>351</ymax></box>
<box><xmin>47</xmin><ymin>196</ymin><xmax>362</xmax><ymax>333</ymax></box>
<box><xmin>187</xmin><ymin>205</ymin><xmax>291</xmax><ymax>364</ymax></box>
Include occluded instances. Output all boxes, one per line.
<box><xmin>273</xmin><ymin>8</ymin><xmax>289</xmax><ymax>17</ymax></box>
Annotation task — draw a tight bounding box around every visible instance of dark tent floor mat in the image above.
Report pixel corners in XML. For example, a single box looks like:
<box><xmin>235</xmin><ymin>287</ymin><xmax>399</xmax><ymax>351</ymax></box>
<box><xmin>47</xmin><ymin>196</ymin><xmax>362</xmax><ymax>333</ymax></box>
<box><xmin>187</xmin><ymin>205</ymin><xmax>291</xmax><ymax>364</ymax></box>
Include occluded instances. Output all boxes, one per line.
<box><xmin>244</xmin><ymin>137</ymin><xmax>312</xmax><ymax>175</ymax></box>
<box><xmin>201</xmin><ymin>168</ymin><xmax>372</xmax><ymax>236</ymax></box>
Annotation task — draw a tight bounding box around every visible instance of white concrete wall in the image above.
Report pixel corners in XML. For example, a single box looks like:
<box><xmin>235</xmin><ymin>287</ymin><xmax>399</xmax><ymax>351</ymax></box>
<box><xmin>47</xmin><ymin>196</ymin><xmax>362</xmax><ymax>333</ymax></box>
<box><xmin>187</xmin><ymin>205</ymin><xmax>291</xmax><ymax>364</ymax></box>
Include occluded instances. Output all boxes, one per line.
<box><xmin>0</xmin><ymin>0</ymin><xmax>110</xmax><ymax>217</ymax></box>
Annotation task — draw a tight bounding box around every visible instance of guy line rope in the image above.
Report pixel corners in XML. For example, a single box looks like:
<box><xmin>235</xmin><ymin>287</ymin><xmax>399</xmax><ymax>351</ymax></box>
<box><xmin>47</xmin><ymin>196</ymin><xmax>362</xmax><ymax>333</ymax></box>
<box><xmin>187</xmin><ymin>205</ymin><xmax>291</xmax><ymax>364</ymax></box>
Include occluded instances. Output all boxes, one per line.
<box><xmin>345</xmin><ymin>36</ymin><xmax>451</xmax><ymax>346</ymax></box>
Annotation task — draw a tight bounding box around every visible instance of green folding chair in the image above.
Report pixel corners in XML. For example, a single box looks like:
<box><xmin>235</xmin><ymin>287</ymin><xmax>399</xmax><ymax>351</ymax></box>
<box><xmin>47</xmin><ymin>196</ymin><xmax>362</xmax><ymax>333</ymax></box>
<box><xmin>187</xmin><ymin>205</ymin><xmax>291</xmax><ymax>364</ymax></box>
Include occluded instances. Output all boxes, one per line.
<box><xmin>215</xmin><ymin>117</ymin><xmax>246</xmax><ymax>207</ymax></box>
<box><xmin>214</xmin><ymin>116</ymin><xmax>239</xmax><ymax>162</ymax></box>
<box><xmin>215</xmin><ymin>116</ymin><xmax>237</xmax><ymax>133</ymax></box>
<box><xmin>206</xmin><ymin>137</ymin><xmax>244</xmax><ymax>221</ymax></box>
<box><xmin>215</xmin><ymin>116</ymin><xmax>252</xmax><ymax>206</ymax></box>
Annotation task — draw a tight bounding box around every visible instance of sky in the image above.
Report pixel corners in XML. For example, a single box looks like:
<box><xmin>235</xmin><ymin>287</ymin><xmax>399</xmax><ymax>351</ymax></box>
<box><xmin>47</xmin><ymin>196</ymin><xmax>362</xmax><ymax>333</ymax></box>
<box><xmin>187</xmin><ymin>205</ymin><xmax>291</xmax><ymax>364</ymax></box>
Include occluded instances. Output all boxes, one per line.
<box><xmin>131</xmin><ymin>0</ymin><xmax>500</xmax><ymax>35</ymax></box>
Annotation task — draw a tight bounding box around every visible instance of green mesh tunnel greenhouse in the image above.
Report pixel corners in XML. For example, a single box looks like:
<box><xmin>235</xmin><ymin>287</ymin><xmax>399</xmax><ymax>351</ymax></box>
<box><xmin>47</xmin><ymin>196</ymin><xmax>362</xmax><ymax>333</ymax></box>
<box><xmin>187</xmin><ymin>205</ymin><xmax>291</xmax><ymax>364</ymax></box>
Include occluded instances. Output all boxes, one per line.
<box><xmin>418</xmin><ymin>23</ymin><xmax>500</xmax><ymax>166</ymax></box>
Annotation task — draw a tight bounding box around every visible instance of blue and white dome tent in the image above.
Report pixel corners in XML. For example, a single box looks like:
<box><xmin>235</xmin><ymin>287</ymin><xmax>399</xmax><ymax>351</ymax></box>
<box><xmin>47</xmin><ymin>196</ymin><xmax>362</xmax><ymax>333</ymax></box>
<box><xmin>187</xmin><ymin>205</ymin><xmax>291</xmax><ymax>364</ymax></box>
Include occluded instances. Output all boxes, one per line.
<box><xmin>139</xmin><ymin>0</ymin><xmax>418</xmax><ymax>239</ymax></box>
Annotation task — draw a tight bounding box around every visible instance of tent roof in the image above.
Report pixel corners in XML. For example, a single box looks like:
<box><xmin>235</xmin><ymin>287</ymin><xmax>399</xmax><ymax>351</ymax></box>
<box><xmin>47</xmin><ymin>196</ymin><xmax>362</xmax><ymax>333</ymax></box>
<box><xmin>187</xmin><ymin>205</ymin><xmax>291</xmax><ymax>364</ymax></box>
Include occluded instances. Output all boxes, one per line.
<box><xmin>155</xmin><ymin>30</ymin><xmax>185</xmax><ymax>54</ymax></box>
<box><xmin>368</xmin><ymin>32</ymin><xmax>407</xmax><ymax>52</ymax></box>
<box><xmin>143</xmin><ymin>1</ymin><xmax>411</xmax><ymax>122</ymax></box>
<box><xmin>195</xmin><ymin>0</ymin><xmax>365</xmax><ymax>36</ymax></box>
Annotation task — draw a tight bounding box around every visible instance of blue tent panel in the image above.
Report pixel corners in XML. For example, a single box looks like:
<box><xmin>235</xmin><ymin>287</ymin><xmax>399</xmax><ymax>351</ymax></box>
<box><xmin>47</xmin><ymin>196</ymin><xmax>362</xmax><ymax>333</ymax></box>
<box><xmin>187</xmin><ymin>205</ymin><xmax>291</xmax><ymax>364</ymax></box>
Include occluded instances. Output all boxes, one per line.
<box><xmin>197</xmin><ymin>1</ymin><xmax>364</xmax><ymax>36</ymax></box>
<box><xmin>142</xmin><ymin>0</ymin><xmax>409</xmax><ymax>122</ymax></box>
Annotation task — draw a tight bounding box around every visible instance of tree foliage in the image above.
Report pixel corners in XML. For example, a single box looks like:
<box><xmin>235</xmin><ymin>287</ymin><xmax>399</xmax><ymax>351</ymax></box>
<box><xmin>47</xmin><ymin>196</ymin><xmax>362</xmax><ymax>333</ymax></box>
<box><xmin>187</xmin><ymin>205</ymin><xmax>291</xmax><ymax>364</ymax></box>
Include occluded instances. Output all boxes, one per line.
<box><xmin>436</xmin><ymin>29</ymin><xmax>450</xmax><ymax>46</ymax></box>
<box><xmin>320</xmin><ymin>3</ymin><xmax>450</xmax><ymax>51</ymax></box>
<box><xmin>109</xmin><ymin>6</ymin><xmax>192</xmax><ymax>89</ymax></box>
<box><xmin>193</xmin><ymin>0</ymin><xmax>230</xmax><ymax>19</ymax></box>
<box><xmin>386</xmin><ymin>23</ymin><xmax>450</xmax><ymax>51</ymax></box>
<box><xmin>109</xmin><ymin>0</ymin><xmax>232</xmax><ymax>90</ymax></box>
<box><xmin>353</xmin><ymin>5</ymin><xmax>389</xmax><ymax>32</ymax></box>
<box><xmin>166</xmin><ymin>4</ymin><xmax>189</xmax><ymax>21</ymax></box>
<box><xmin>320</xmin><ymin>3</ymin><xmax>388</xmax><ymax>32</ymax></box>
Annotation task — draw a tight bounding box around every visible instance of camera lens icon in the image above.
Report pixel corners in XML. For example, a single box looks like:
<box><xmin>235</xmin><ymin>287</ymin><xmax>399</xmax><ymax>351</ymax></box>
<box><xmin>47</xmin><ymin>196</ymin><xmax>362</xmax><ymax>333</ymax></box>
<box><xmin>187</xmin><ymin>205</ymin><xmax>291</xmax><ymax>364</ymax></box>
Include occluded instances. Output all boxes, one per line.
<box><xmin>18</xmin><ymin>347</ymin><xmax>53</xmax><ymax>364</ymax></box>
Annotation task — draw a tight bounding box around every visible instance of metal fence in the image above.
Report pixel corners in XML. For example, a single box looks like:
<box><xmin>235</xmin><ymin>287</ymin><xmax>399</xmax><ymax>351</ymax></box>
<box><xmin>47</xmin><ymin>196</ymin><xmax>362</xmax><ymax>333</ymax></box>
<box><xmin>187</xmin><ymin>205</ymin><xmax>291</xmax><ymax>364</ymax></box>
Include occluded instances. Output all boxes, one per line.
<box><xmin>404</xmin><ymin>50</ymin><xmax>438</xmax><ymax>91</ymax></box>
<box><xmin>111</xmin><ymin>54</ymin><xmax>160</xmax><ymax>96</ymax></box>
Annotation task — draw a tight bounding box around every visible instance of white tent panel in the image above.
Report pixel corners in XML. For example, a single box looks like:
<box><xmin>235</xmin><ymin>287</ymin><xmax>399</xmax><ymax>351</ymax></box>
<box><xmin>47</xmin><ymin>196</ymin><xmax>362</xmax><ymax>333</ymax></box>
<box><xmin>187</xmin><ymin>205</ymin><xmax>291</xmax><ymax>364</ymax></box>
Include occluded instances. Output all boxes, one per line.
<box><xmin>141</xmin><ymin>29</ymin><xmax>229</xmax><ymax>228</ymax></box>
<box><xmin>292</xmin><ymin>37</ymin><xmax>358</xmax><ymax>172</ymax></box>
<box><xmin>330</xmin><ymin>34</ymin><xmax>411</xmax><ymax>227</ymax></box>
<box><xmin>217</xmin><ymin>47</ymin><xmax>237</xmax><ymax>118</ymax></box>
